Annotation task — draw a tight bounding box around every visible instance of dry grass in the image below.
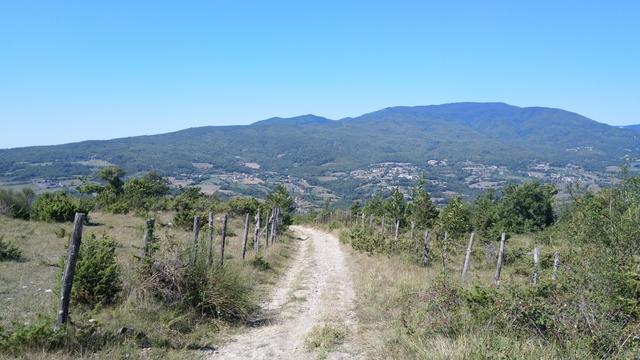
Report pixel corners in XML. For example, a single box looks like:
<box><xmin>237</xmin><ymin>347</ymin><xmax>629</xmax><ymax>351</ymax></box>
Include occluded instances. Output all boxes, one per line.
<box><xmin>342</xmin><ymin>230</ymin><xmax>566</xmax><ymax>359</ymax></box>
<box><xmin>304</xmin><ymin>320</ymin><xmax>348</xmax><ymax>356</ymax></box>
<box><xmin>0</xmin><ymin>211</ymin><xmax>297</xmax><ymax>358</ymax></box>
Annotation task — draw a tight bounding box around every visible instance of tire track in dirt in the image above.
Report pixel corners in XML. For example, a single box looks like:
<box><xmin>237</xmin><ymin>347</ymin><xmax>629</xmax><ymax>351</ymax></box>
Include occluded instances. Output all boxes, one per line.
<box><xmin>207</xmin><ymin>226</ymin><xmax>360</xmax><ymax>359</ymax></box>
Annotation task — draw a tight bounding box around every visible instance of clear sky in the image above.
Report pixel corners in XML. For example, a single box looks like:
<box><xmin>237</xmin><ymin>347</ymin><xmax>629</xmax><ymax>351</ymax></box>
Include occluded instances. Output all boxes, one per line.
<box><xmin>1</xmin><ymin>1</ymin><xmax>639</xmax><ymax>148</ymax></box>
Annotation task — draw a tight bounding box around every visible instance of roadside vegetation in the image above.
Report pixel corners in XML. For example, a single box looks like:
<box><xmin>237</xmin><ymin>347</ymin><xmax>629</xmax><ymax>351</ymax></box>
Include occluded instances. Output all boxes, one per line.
<box><xmin>309</xmin><ymin>175</ymin><xmax>639</xmax><ymax>359</ymax></box>
<box><xmin>0</xmin><ymin>168</ymin><xmax>298</xmax><ymax>358</ymax></box>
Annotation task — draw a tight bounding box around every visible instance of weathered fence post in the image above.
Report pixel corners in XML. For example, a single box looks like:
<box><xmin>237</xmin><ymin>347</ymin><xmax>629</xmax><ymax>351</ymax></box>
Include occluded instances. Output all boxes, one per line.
<box><xmin>461</xmin><ymin>232</ymin><xmax>475</xmax><ymax>281</ymax></box>
<box><xmin>54</xmin><ymin>212</ymin><xmax>85</xmax><ymax>331</ymax></box>
<box><xmin>494</xmin><ymin>232</ymin><xmax>506</xmax><ymax>286</ymax></box>
<box><xmin>532</xmin><ymin>246</ymin><xmax>541</xmax><ymax>285</ymax></box>
<box><xmin>264</xmin><ymin>209</ymin><xmax>272</xmax><ymax>247</ymax></box>
<box><xmin>220</xmin><ymin>214</ymin><xmax>228</xmax><ymax>267</ymax></box>
<box><xmin>241</xmin><ymin>213</ymin><xmax>250</xmax><ymax>259</ymax></box>
<box><xmin>361</xmin><ymin>213</ymin><xmax>365</xmax><ymax>229</ymax></box>
<box><xmin>410</xmin><ymin>221</ymin><xmax>415</xmax><ymax>244</ymax></box>
<box><xmin>381</xmin><ymin>215</ymin><xmax>385</xmax><ymax>237</ymax></box>
<box><xmin>207</xmin><ymin>212</ymin><xmax>214</xmax><ymax>266</ymax></box>
<box><xmin>422</xmin><ymin>230</ymin><xmax>431</xmax><ymax>267</ymax></box>
<box><xmin>271</xmin><ymin>208</ymin><xmax>280</xmax><ymax>244</ymax></box>
<box><xmin>368</xmin><ymin>214</ymin><xmax>373</xmax><ymax>230</ymax></box>
<box><xmin>394</xmin><ymin>219</ymin><xmax>400</xmax><ymax>242</ymax></box>
<box><xmin>270</xmin><ymin>208</ymin><xmax>277</xmax><ymax>244</ymax></box>
<box><xmin>441</xmin><ymin>231</ymin><xmax>449</xmax><ymax>269</ymax></box>
<box><xmin>142</xmin><ymin>218</ymin><xmax>155</xmax><ymax>258</ymax></box>
<box><xmin>552</xmin><ymin>251</ymin><xmax>560</xmax><ymax>281</ymax></box>
<box><xmin>190</xmin><ymin>216</ymin><xmax>201</xmax><ymax>266</ymax></box>
<box><xmin>254</xmin><ymin>209</ymin><xmax>261</xmax><ymax>251</ymax></box>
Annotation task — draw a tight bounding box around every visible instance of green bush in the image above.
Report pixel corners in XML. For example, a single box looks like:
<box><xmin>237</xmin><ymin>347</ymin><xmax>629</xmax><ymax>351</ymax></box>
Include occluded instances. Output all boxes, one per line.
<box><xmin>140</xmin><ymin>258</ymin><xmax>255</xmax><ymax>322</ymax></box>
<box><xmin>341</xmin><ymin>228</ymin><xmax>387</xmax><ymax>254</ymax></box>
<box><xmin>0</xmin><ymin>316</ymin><xmax>118</xmax><ymax>356</ymax></box>
<box><xmin>223</xmin><ymin>197</ymin><xmax>260</xmax><ymax>217</ymax></box>
<box><xmin>172</xmin><ymin>187</ymin><xmax>213</xmax><ymax>229</ymax></box>
<box><xmin>0</xmin><ymin>236</ymin><xmax>22</xmax><ymax>261</ymax></box>
<box><xmin>185</xmin><ymin>265</ymin><xmax>255</xmax><ymax>321</ymax></box>
<box><xmin>71</xmin><ymin>234</ymin><xmax>122</xmax><ymax>308</ymax></box>
<box><xmin>0</xmin><ymin>188</ymin><xmax>35</xmax><ymax>220</ymax></box>
<box><xmin>250</xmin><ymin>256</ymin><xmax>272</xmax><ymax>271</ymax></box>
<box><xmin>31</xmin><ymin>192</ymin><xmax>89</xmax><ymax>222</ymax></box>
<box><xmin>0</xmin><ymin>318</ymin><xmax>64</xmax><ymax>355</ymax></box>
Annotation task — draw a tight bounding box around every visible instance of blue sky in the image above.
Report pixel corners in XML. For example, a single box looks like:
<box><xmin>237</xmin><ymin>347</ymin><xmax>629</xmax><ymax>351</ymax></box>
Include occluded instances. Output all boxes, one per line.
<box><xmin>1</xmin><ymin>1</ymin><xmax>639</xmax><ymax>148</ymax></box>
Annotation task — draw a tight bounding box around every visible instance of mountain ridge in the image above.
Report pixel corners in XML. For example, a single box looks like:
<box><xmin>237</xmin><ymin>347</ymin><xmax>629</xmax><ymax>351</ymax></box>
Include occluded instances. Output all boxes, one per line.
<box><xmin>1</xmin><ymin>102</ymin><xmax>638</xmax><ymax>205</ymax></box>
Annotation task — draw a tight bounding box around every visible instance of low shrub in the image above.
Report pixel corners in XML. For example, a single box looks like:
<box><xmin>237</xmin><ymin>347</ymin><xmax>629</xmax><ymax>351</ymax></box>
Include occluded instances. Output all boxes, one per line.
<box><xmin>341</xmin><ymin>228</ymin><xmax>387</xmax><ymax>255</ymax></box>
<box><xmin>0</xmin><ymin>236</ymin><xmax>22</xmax><ymax>261</ymax></box>
<box><xmin>0</xmin><ymin>316</ymin><xmax>118</xmax><ymax>356</ymax></box>
<box><xmin>250</xmin><ymin>256</ymin><xmax>272</xmax><ymax>271</ymax></box>
<box><xmin>0</xmin><ymin>318</ymin><xmax>64</xmax><ymax>355</ymax></box>
<box><xmin>71</xmin><ymin>234</ymin><xmax>122</xmax><ymax>308</ymax></box>
<box><xmin>0</xmin><ymin>188</ymin><xmax>34</xmax><ymax>220</ymax></box>
<box><xmin>138</xmin><ymin>258</ymin><xmax>256</xmax><ymax>323</ymax></box>
<box><xmin>304</xmin><ymin>322</ymin><xmax>348</xmax><ymax>352</ymax></box>
<box><xmin>31</xmin><ymin>192</ymin><xmax>90</xmax><ymax>222</ymax></box>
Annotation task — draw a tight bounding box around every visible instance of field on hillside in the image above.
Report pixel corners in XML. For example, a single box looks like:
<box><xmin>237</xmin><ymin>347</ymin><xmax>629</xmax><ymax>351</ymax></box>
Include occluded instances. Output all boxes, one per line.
<box><xmin>341</xmin><ymin>231</ymin><xmax>557</xmax><ymax>358</ymax></box>
<box><xmin>0</xmin><ymin>211</ymin><xmax>297</xmax><ymax>359</ymax></box>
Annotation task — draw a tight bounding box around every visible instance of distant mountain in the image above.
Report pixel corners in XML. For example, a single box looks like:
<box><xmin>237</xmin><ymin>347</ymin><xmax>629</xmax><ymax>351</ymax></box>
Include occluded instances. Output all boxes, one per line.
<box><xmin>622</xmin><ymin>124</ymin><xmax>640</xmax><ymax>132</ymax></box>
<box><xmin>1</xmin><ymin>102</ymin><xmax>638</xmax><ymax>203</ymax></box>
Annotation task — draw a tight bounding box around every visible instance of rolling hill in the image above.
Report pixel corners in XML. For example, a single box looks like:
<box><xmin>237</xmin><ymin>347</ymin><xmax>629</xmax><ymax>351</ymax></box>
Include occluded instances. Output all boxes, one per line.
<box><xmin>1</xmin><ymin>102</ymin><xmax>638</xmax><ymax>205</ymax></box>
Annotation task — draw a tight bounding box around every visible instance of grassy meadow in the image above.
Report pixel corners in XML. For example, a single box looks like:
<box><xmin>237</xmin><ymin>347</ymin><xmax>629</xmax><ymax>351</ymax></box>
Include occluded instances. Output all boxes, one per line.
<box><xmin>0</xmin><ymin>211</ymin><xmax>297</xmax><ymax>359</ymax></box>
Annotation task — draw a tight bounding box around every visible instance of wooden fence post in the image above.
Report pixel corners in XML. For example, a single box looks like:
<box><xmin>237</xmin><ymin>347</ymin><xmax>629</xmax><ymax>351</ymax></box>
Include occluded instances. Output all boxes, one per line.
<box><xmin>361</xmin><ymin>213</ymin><xmax>365</xmax><ymax>229</ymax></box>
<box><xmin>461</xmin><ymin>232</ymin><xmax>475</xmax><ymax>281</ymax></box>
<box><xmin>220</xmin><ymin>214</ymin><xmax>228</xmax><ymax>267</ymax></box>
<box><xmin>368</xmin><ymin>214</ymin><xmax>373</xmax><ymax>230</ymax></box>
<box><xmin>270</xmin><ymin>208</ymin><xmax>277</xmax><ymax>244</ymax></box>
<box><xmin>532</xmin><ymin>246</ymin><xmax>541</xmax><ymax>285</ymax></box>
<box><xmin>410</xmin><ymin>221</ymin><xmax>416</xmax><ymax>248</ymax></box>
<box><xmin>394</xmin><ymin>219</ymin><xmax>400</xmax><ymax>242</ymax></box>
<box><xmin>254</xmin><ymin>209</ymin><xmax>261</xmax><ymax>252</ymax></box>
<box><xmin>54</xmin><ymin>213</ymin><xmax>85</xmax><ymax>331</ymax></box>
<box><xmin>441</xmin><ymin>231</ymin><xmax>449</xmax><ymax>269</ymax></box>
<box><xmin>207</xmin><ymin>212</ymin><xmax>215</xmax><ymax>266</ymax></box>
<box><xmin>494</xmin><ymin>232</ymin><xmax>506</xmax><ymax>286</ymax></box>
<box><xmin>271</xmin><ymin>208</ymin><xmax>280</xmax><ymax>244</ymax></box>
<box><xmin>422</xmin><ymin>230</ymin><xmax>431</xmax><ymax>267</ymax></box>
<box><xmin>381</xmin><ymin>215</ymin><xmax>385</xmax><ymax>237</ymax></box>
<box><xmin>142</xmin><ymin>218</ymin><xmax>155</xmax><ymax>258</ymax></box>
<box><xmin>241</xmin><ymin>213</ymin><xmax>250</xmax><ymax>259</ymax></box>
<box><xmin>190</xmin><ymin>216</ymin><xmax>201</xmax><ymax>266</ymax></box>
<box><xmin>264</xmin><ymin>209</ymin><xmax>272</xmax><ymax>247</ymax></box>
<box><xmin>552</xmin><ymin>251</ymin><xmax>560</xmax><ymax>281</ymax></box>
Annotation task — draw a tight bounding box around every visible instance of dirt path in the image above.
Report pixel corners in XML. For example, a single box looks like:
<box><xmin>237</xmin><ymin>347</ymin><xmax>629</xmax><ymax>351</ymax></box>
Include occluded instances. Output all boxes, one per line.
<box><xmin>207</xmin><ymin>226</ymin><xmax>361</xmax><ymax>359</ymax></box>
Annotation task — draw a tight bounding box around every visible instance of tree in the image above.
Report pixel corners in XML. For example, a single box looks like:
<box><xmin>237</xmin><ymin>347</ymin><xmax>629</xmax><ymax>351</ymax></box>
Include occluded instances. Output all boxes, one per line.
<box><xmin>471</xmin><ymin>189</ymin><xmax>500</xmax><ymax>238</ymax></box>
<box><xmin>363</xmin><ymin>193</ymin><xmax>385</xmax><ymax>217</ymax></box>
<box><xmin>266</xmin><ymin>184</ymin><xmax>295</xmax><ymax>225</ymax></box>
<box><xmin>436</xmin><ymin>196</ymin><xmax>471</xmax><ymax>239</ymax></box>
<box><xmin>408</xmin><ymin>177</ymin><xmax>438</xmax><ymax>228</ymax></box>
<box><xmin>97</xmin><ymin>166</ymin><xmax>125</xmax><ymax>194</ymax></box>
<box><xmin>497</xmin><ymin>182</ymin><xmax>556</xmax><ymax>233</ymax></box>
<box><xmin>224</xmin><ymin>197</ymin><xmax>260</xmax><ymax>216</ymax></box>
<box><xmin>385</xmin><ymin>187</ymin><xmax>407</xmax><ymax>225</ymax></box>
<box><xmin>122</xmin><ymin>171</ymin><xmax>170</xmax><ymax>210</ymax></box>
<box><xmin>350</xmin><ymin>201</ymin><xmax>362</xmax><ymax>218</ymax></box>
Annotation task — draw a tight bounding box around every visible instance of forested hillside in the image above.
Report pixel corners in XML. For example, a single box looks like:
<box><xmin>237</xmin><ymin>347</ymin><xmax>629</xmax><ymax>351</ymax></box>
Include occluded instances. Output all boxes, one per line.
<box><xmin>1</xmin><ymin>103</ymin><xmax>638</xmax><ymax>205</ymax></box>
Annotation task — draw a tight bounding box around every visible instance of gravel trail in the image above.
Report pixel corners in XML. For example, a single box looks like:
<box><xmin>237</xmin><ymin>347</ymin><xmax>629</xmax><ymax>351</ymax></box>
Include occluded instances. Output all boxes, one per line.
<box><xmin>207</xmin><ymin>226</ymin><xmax>360</xmax><ymax>359</ymax></box>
